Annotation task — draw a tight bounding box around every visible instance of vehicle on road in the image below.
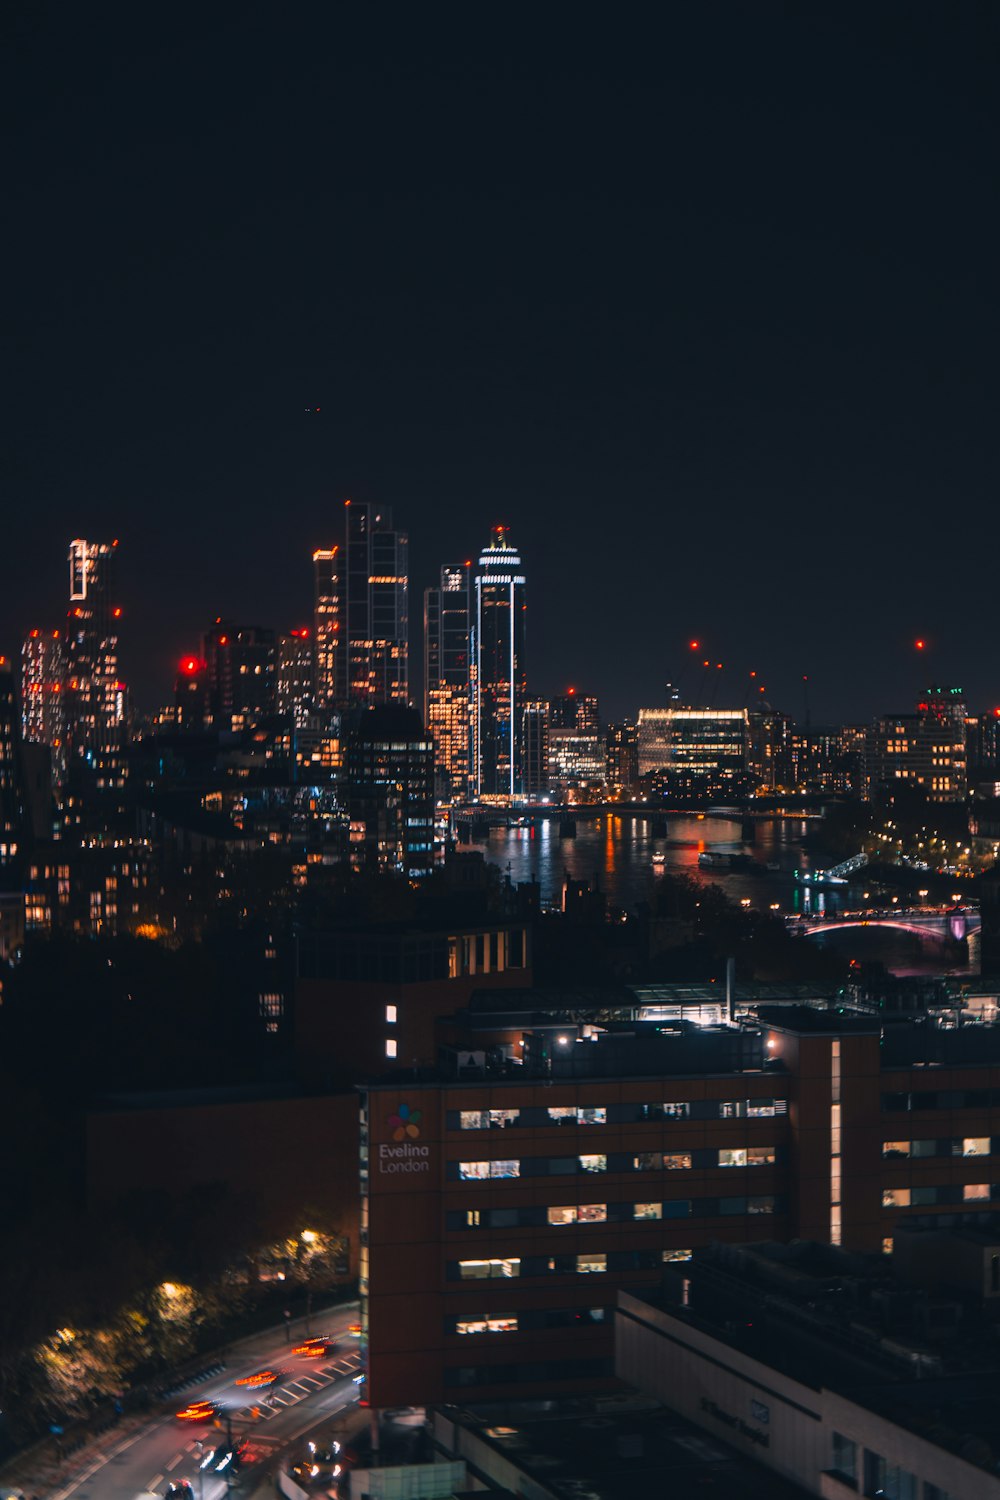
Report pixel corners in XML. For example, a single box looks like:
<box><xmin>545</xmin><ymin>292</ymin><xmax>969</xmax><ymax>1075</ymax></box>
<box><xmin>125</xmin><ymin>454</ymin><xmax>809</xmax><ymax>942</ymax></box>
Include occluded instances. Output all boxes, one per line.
<box><xmin>290</xmin><ymin>1438</ymin><xmax>344</xmax><ymax>1488</ymax></box>
<box><xmin>199</xmin><ymin>1436</ymin><xmax>247</xmax><ymax>1475</ymax></box>
<box><xmin>233</xmin><ymin>1368</ymin><xmax>283</xmax><ymax>1386</ymax></box>
<box><xmin>293</xmin><ymin>1335</ymin><xmax>336</xmax><ymax>1357</ymax></box>
<box><xmin>347</xmin><ymin>1323</ymin><xmax>362</xmax><ymax>1336</ymax></box>
<box><xmin>174</xmin><ymin>1398</ymin><xmax>218</xmax><ymax>1422</ymax></box>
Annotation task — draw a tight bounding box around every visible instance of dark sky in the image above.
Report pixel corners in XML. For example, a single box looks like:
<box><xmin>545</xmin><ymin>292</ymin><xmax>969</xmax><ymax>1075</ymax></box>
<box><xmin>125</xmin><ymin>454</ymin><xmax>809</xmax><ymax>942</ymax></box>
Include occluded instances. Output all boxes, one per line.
<box><xmin>5</xmin><ymin>3</ymin><xmax>999</xmax><ymax>723</ymax></box>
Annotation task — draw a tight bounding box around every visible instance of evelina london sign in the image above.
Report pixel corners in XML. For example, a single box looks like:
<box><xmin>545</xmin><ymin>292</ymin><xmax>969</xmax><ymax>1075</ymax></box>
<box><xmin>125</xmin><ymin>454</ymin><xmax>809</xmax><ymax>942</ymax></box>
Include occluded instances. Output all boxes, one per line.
<box><xmin>380</xmin><ymin>1104</ymin><xmax>431</xmax><ymax>1174</ymax></box>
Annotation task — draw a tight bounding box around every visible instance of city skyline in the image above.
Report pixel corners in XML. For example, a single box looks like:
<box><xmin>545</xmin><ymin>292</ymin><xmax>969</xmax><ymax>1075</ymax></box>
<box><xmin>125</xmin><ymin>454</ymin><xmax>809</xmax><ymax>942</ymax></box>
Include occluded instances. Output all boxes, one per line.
<box><xmin>8</xmin><ymin>523</ymin><xmax>998</xmax><ymax>733</ymax></box>
<box><xmin>5</xmin><ymin>9</ymin><xmax>999</xmax><ymax>724</ymax></box>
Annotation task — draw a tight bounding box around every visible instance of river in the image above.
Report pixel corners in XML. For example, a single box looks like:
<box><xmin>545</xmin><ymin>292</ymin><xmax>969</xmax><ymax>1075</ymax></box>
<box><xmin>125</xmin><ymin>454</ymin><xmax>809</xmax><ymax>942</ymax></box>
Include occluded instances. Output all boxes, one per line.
<box><xmin>470</xmin><ymin>812</ymin><xmax>979</xmax><ymax>979</ymax></box>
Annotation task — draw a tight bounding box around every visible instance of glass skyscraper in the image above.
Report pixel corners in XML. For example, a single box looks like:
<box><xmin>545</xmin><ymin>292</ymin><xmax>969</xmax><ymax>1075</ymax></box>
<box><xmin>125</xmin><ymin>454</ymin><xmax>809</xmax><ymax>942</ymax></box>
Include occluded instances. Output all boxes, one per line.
<box><xmin>424</xmin><ymin>563</ymin><xmax>472</xmax><ymax>803</ymax></box>
<box><xmin>473</xmin><ymin>527</ymin><xmax>526</xmax><ymax>801</ymax></box>
<box><xmin>342</xmin><ymin>501</ymin><xmax>408</xmax><ymax>706</ymax></box>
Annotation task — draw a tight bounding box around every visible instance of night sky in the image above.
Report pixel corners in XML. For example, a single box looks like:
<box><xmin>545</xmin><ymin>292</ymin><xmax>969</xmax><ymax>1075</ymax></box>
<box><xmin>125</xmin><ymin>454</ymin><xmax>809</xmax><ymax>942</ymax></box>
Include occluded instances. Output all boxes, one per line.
<box><xmin>5</xmin><ymin>4</ymin><xmax>999</xmax><ymax>723</ymax></box>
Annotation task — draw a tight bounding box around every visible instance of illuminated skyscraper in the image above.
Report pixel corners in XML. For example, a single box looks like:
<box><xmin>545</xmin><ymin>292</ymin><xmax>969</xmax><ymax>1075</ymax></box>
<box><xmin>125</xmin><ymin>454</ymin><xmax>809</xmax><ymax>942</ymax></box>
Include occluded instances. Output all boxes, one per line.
<box><xmin>473</xmin><ymin>526</ymin><xmax>527</xmax><ymax>801</ymax></box>
<box><xmin>312</xmin><ymin>547</ymin><xmax>340</xmax><ymax>709</ymax></box>
<box><xmin>65</xmin><ymin>539</ymin><xmax>127</xmax><ymax>779</ymax></box>
<box><xmin>424</xmin><ymin>564</ymin><xmax>472</xmax><ymax>803</ymax></box>
<box><xmin>21</xmin><ymin>629</ymin><xmax>67</xmax><ymax>785</ymax></box>
<box><xmin>342</xmin><ymin>501</ymin><xmax>408</xmax><ymax>706</ymax></box>
<box><xmin>277</xmin><ymin>628</ymin><xmax>314</xmax><ymax>727</ymax></box>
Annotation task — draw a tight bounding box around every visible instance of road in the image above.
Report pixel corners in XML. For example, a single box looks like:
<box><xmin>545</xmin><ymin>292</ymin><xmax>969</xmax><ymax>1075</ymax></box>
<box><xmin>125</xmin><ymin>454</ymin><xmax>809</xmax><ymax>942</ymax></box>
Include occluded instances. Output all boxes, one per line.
<box><xmin>47</xmin><ymin>1303</ymin><xmax>362</xmax><ymax>1500</ymax></box>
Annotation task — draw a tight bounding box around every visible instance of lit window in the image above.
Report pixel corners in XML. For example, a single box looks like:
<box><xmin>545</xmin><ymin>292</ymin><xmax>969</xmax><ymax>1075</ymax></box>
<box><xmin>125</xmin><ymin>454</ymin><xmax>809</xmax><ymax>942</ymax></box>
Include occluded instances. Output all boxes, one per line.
<box><xmin>459</xmin><ymin>1160</ymin><xmax>520</xmax><ymax>1180</ymax></box>
<box><xmin>963</xmin><ymin>1137</ymin><xmax>990</xmax><ymax>1157</ymax></box>
<box><xmin>882</xmin><ymin>1237</ymin><xmax>894</xmax><ymax>1256</ymax></box>
<box><xmin>747</xmin><ymin>1146</ymin><xmax>775</xmax><ymax>1166</ymax></box>
<box><xmin>883</xmin><ymin>1141</ymin><xmax>910</xmax><ymax>1158</ymax></box>
<box><xmin>548</xmin><ymin>1206</ymin><xmax>577</xmax><ymax>1226</ymax></box>
<box><xmin>579</xmin><ymin>1155</ymin><xmax>607</xmax><ymax>1173</ymax></box>
<box><xmin>385</xmin><ymin>1038</ymin><xmax>397</xmax><ymax>1058</ymax></box>
<box><xmin>663</xmin><ymin>1153</ymin><xmax>692</xmax><ymax>1170</ymax></box>
<box><xmin>385</xmin><ymin>1004</ymin><xmax>397</xmax><ymax>1023</ymax></box>
<box><xmin>577</xmin><ymin>1203</ymin><xmax>607</xmax><ymax>1222</ymax></box>
<box><xmin>634</xmin><ymin>1202</ymin><xmax>662</xmax><ymax>1220</ymax></box>
<box><xmin>882</xmin><ymin>1187</ymin><xmax>910</xmax><ymax>1208</ymax></box>
<box><xmin>458</xmin><ymin>1258</ymin><xmax>521</xmax><ymax>1279</ymax></box>
<box><xmin>576</xmin><ymin>1253</ymin><xmax>606</xmax><ymax>1274</ymax></box>
<box><xmin>663</xmin><ymin>1101</ymin><xmax>690</xmax><ymax>1119</ymax></box>
<box><xmin>460</xmin><ymin>1109</ymin><xmax>520</xmax><ymax>1129</ymax></box>
<box><xmin>719</xmin><ymin>1148</ymin><xmax>747</xmax><ymax>1168</ymax></box>
<box><xmin>662</xmin><ymin>1248</ymin><xmax>692</xmax><ymax>1263</ymax></box>
<box><xmin>963</xmin><ymin>1183</ymin><xmax>990</xmax><ymax>1201</ymax></box>
<box><xmin>456</xmin><ymin>1315</ymin><xmax>518</xmax><ymax>1334</ymax></box>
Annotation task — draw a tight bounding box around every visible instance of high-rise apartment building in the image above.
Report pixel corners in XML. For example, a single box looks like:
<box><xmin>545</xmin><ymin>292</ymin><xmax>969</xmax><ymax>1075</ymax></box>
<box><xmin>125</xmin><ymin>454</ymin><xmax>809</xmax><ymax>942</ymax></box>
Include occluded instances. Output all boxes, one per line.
<box><xmin>473</xmin><ymin>527</ymin><xmax>527</xmax><ymax>802</ymax></box>
<box><xmin>865</xmin><ymin>706</ymin><xmax>967</xmax><ymax>804</ymax></box>
<box><xmin>605</xmin><ymin>721</ymin><xmax>639</xmax><ymax>797</ymax></box>
<box><xmin>550</xmin><ymin>690</ymin><xmax>600</xmax><ymax>734</ymax></box>
<box><xmin>312</xmin><ymin>547</ymin><xmax>340</xmax><ymax>710</ymax></box>
<box><xmin>343</xmin><ymin>501</ymin><xmax>408</xmax><ymax>707</ymax></box>
<box><xmin>522</xmin><ymin>700</ymin><xmax>550</xmax><ymax>797</ymax></box>
<box><xmin>202</xmin><ymin>622</ymin><xmax>276</xmax><ymax>731</ymax></box>
<box><xmin>21</xmin><ymin>629</ymin><xmax>66</xmax><ymax>785</ymax></box>
<box><xmin>345</xmin><ymin>707</ymin><xmax>435</xmax><ymax>878</ymax></box>
<box><xmin>277</xmin><ymin>629</ymin><xmax>314</xmax><ymax>728</ymax></box>
<box><xmin>174</xmin><ymin>656</ymin><xmax>209</xmax><ymax>732</ymax></box>
<box><xmin>65</xmin><ymin>538</ymin><xmax>126</xmax><ymax>770</ymax></box>
<box><xmin>548</xmin><ymin>690</ymin><xmax>604</xmax><ymax>798</ymax></box>
<box><xmin>424</xmin><ymin>564</ymin><xmax>472</xmax><ymax>804</ymax></box>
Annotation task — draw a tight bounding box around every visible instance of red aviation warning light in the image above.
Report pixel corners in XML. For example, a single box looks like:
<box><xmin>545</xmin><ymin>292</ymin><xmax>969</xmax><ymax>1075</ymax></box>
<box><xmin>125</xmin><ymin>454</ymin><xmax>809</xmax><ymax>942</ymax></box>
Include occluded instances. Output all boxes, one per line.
<box><xmin>915</xmin><ymin>639</ymin><xmax>926</xmax><ymax>651</ymax></box>
<box><xmin>689</xmin><ymin>640</ymin><xmax>699</xmax><ymax>651</ymax></box>
<box><xmin>179</xmin><ymin>656</ymin><xmax>205</xmax><ymax>676</ymax></box>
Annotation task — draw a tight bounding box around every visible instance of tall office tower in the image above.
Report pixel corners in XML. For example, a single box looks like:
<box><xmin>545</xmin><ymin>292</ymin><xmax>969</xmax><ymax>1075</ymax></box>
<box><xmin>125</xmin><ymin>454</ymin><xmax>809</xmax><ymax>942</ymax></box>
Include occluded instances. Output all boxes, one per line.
<box><xmin>21</xmin><ymin>629</ymin><xmax>67</xmax><ymax>785</ymax></box>
<box><xmin>65</xmin><ymin>538</ymin><xmax>126</xmax><ymax>765</ymax></box>
<box><xmin>424</xmin><ymin>564</ymin><xmax>472</xmax><ymax>803</ymax></box>
<box><xmin>202</xmin><ymin>622</ymin><xmax>277</xmax><ymax>731</ymax></box>
<box><xmin>473</xmin><ymin>526</ymin><xmax>527</xmax><ymax>801</ymax></box>
<box><xmin>342</xmin><ymin>501</ymin><xmax>408</xmax><ymax>706</ymax></box>
<box><xmin>522</xmin><ymin>699</ymin><xmax>550</xmax><ymax>796</ymax></box>
<box><xmin>277</xmin><ymin>628</ymin><xmax>314</xmax><ymax>727</ymax></box>
<box><xmin>312</xmin><ymin>547</ymin><xmax>340</xmax><ymax>709</ymax></box>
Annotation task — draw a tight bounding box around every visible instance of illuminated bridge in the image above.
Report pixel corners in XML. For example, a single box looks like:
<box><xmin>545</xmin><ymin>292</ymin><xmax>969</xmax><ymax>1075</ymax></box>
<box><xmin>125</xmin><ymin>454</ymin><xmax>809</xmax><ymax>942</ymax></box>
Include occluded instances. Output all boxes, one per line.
<box><xmin>786</xmin><ymin>909</ymin><xmax>981</xmax><ymax>943</ymax></box>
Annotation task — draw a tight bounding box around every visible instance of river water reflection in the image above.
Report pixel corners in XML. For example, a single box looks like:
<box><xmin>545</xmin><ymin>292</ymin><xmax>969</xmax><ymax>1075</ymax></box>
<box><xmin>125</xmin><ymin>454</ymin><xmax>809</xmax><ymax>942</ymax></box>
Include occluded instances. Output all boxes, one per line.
<box><xmin>470</xmin><ymin>813</ymin><xmax>977</xmax><ymax>978</ymax></box>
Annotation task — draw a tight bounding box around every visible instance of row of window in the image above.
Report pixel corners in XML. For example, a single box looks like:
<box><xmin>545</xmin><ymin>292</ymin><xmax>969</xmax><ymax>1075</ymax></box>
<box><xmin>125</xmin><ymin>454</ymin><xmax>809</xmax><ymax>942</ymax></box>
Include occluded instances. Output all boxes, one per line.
<box><xmin>451</xmin><ymin>1098</ymin><xmax>787</xmax><ymax>1130</ymax></box>
<box><xmin>449</xmin><ymin>1249</ymin><xmax>697</xmax><ymax>1281</ymax></box>
<box><xmin>883</xmin><ymin>1088</ymin><xmax>1000</xmax><ymax>1113</ymax></box>
<box><xmin>453</xmin><ymin>1146</ymin><xmax>778</xmax><ymax>1180</ymax></box>
<box><xmin>445</xmin><ymin>1356</ymin><xmax>614</xmax><ymax>1387</ymax></box>
<box><xmin>451</xmin><ymin>1305</ymin><xmax>608</xmax><ymax>1335</ymax></box>
<box><xmin>447</xmin><ymin>1195</ymin><xmax>783</xmax><ymax>1230</ymax></box>
<box><xmin>831</xmin><ymin>1430</ymin><xmax>950</xmax><ymax>1500</ymax></box>
<box><xmin>882</xmin><ymin>1136</ymin><xmax>995</xmax><ymax>1159</ymax></box>
<box><xmin>883</xmin><ymin>1183</ymin><xmax>998</xmax><ymax>1208</ymax></box>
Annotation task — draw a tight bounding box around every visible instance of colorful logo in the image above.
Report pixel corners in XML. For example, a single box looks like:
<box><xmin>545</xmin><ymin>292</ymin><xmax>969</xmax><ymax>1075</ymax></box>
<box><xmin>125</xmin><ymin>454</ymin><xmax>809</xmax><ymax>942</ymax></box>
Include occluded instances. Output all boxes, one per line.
<box><xmin>388</xmin><ymin>1102</ymin><xmax>422</xmax><ymax>1141</ymax></box>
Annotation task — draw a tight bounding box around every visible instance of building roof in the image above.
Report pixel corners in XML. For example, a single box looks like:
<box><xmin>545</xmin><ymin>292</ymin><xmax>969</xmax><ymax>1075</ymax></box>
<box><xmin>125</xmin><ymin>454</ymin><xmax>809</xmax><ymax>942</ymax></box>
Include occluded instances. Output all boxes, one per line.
<box><xmin>441</xmin><ymin>1395</ymin><xmax>811</xmax><ymax>1500</ymax></box>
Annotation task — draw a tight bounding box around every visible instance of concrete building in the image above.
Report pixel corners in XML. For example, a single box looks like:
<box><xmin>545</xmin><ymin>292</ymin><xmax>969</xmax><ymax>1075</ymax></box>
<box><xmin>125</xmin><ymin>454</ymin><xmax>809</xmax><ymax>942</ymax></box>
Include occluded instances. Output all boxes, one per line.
<box><xmin>617</xmin><ymin>1237</ymin><xmax>1000</xmax><ymax>1499</ymax></box>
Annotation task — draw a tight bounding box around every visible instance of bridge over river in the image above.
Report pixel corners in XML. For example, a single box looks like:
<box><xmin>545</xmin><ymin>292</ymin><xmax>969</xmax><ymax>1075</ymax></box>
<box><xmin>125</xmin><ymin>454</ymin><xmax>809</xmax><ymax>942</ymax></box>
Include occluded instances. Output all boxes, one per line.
<box><xmin>786</xmin><ymin>909</ymin><xmax>981</xmax><ymax>943</ymax></box>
